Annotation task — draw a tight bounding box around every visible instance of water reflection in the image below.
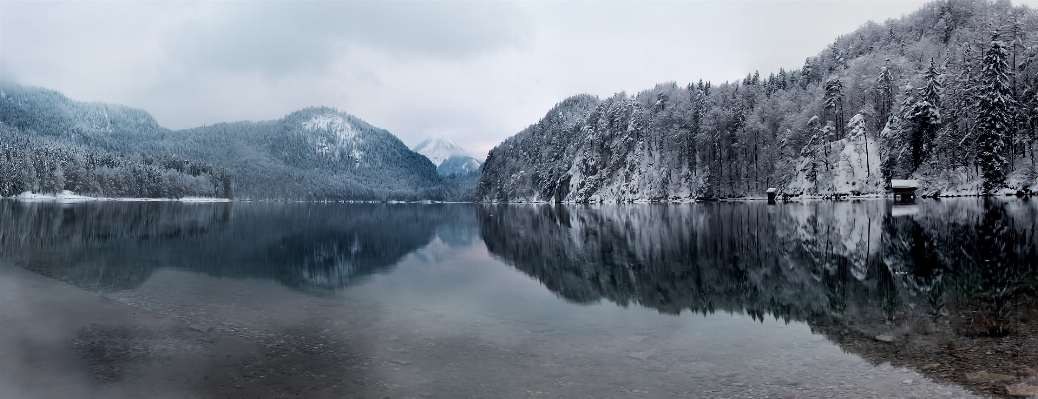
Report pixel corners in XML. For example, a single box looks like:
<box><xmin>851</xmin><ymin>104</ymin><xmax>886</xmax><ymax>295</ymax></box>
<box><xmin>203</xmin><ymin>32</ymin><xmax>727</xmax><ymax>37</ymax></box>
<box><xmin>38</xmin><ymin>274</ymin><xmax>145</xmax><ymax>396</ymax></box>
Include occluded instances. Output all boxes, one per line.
<box><xmin>478</xmin><ymin>199</ymin><xmax>1038</xmax><ymax>394</ymax></box>
<box><xmin>0</xmin><ymin>201</ymin><xmax>470</xmax><ymax>292</ymax></box>
<box><xmin>479</xmin><ymin>200</ymin><xmax>1036</xmax><ymax>321</ymax></box>
<box><xmin>2</xmin><ymin>198</ymin><xmax>1036</xmax><ymax>397</ymax></box>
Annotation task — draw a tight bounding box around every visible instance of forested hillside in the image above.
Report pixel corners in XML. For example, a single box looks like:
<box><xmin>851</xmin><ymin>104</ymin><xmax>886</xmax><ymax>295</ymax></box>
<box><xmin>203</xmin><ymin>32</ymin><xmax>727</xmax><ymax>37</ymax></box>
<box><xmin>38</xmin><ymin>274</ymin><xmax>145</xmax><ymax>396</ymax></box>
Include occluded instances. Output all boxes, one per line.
<box><xmin>160</xmin><ymin>107</ymin><xmax>450</xmax><ymax>200</ymax></box>
<box><xmin>0</xmin><ymin>83</ymin><xmax>455</xmax><ymax>200</ymax></box>
<box><xmin>0</xmin><ymin>125</ymin><xmax>232</xmax><ymax>199</ymax></box>
<box><xmin>479</xmin><ymin>0</ymin><xmax>1038</xmax><ymax>202</ymax></box>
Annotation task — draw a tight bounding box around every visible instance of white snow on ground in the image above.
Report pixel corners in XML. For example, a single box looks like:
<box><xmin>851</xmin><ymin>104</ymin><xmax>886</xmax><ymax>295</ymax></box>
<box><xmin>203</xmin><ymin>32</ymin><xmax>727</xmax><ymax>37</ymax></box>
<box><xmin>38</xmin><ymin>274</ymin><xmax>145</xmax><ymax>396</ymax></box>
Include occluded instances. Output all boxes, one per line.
<box><xmin>9</xmin><ymin>191</ymin><xmax>230</xmax><ymax>203</ymax></box>
<box><xmin>785</xmin><ymin>134</ymin><xmax>884</xmax><ymax>197</ymax></box>
<box><xmin>178</xmin><ymin>197</ymin><xmax>232</xmax><ymax>203</ymax></box>
<box><xmin>303</xmin><ymin>115</ymin><xmax>357</xmax><ymax>143</ymax></box>
<box><xmin>913</xmin><ymin>153</ymin><xmax>1037</xmax><ymax>196</ymax></box>
<box><xmin>304</xmin><ymin>114</ymin><xmax>364</xmax><ymax>161</ymax></box>
<box><xmin>15</xmin><ymin>190</ymin><xmax>95</xmax><ymax>203</ymax></box>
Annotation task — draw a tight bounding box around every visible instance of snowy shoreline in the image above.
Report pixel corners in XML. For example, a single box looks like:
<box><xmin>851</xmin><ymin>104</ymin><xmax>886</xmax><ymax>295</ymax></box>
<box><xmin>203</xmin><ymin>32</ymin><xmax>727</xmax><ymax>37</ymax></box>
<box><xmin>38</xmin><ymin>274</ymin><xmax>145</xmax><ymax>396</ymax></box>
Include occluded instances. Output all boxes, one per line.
<box><xmin>0</xmin><ymin>191</ymin><xmax>467</xmax><ymax>204</ymax></box>
<box><xmin>5</xmin><ymin>191</ymin><xmax>231</xmax><ymax>203</ymax></box>
<box><xmin>6</xmin><ymin>189</ymin><xmax>1033</xmax><ymax>205</ymax></box>
<box><xmin>477</xmin><ymin>190</ymin><xmax>1034</xmax><ymax>204</ymax></box>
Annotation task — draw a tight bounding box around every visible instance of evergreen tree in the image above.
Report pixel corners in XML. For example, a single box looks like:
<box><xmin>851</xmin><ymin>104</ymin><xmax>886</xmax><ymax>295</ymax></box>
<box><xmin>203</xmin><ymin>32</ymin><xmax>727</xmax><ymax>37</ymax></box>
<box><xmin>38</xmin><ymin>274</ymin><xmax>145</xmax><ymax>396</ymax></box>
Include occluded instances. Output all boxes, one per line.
<box><xmin>906</xmin><ymin>59</ymin><xmax>943</xmax><ymax>170</ymax></box>
<box><xmin>824</xmin><ymin>77</ymin><xmax>846</xmax><ymax>138</ymax></box>
<box><xmin>921</xmin><ymin>58</ymin><xmax>943</xmax><ymax>108</ymax></box>
<box><xmin>875</xmin><ymin>59</ymin><xmax>895</xmax><ymax>132</ymax></box>
<box><xmin>882</xmin><ymin>86</ymin><xmax>917</xmax><ymax>181</ymax></box>
<box><xmin>976</xmin><ymin>37</ymin><xmax>1014</xmax><ymax>193</ymax></box>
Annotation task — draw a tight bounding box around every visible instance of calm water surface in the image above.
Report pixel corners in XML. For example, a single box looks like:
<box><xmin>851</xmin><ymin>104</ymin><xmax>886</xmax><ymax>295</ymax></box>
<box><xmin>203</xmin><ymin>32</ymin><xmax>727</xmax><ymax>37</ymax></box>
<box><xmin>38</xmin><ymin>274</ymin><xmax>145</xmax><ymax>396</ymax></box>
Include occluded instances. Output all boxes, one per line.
<box><xmin>1</xmin><ymin>199</ymin><xmax>1036</xmax><ymax>399</ymax></box>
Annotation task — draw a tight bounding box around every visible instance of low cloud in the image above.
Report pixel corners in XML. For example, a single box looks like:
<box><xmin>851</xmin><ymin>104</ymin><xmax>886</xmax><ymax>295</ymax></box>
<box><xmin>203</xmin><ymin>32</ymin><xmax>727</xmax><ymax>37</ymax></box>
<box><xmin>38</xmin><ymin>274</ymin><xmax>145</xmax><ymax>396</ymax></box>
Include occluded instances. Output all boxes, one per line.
<box><xmin>169</xmin><ymin>2</ymin><xmax>531</xmax><ymax>77</ymax></box>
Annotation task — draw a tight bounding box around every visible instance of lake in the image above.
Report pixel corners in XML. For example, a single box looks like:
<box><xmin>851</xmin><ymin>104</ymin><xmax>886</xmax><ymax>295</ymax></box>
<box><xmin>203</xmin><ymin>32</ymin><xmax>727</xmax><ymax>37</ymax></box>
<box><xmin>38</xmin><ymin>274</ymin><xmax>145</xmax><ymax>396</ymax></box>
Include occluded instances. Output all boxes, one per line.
<box><xmin>1</xmin><ymin>199</ymin><xmax>1036</xmax><ymax>398</ymax></box>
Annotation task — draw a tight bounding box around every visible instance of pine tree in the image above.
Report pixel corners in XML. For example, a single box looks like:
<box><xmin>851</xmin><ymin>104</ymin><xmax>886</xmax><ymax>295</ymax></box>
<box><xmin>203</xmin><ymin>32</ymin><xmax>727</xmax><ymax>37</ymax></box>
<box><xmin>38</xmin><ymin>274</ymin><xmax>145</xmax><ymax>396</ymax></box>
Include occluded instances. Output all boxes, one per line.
<box><xmin>824</xmin><ymin>77</ymin><xmax>845</xmax><ymax>138</ymax></box>
<box><xmin>976</xmin><ymin>37</ymin><xmax>1014</xmax><ymax>193</ymax></box>
<box><xmin>907</xmin><ymin>58</ymin><xmax>943</xmax><ymax>170</ymax></box>
<box><xmin>921</xmin><ymin>58</ymin><xmax>943</xmax><ymax>108</ymax></box>
<box><xmin>875</xmin><ymin>59</ymin><xmax>895</xmax><ymax>131</ymax></box>
<box><xmin>882</xmin><ymin>86</ymin><xmax>917</xmax><ymax>181</ymax></box>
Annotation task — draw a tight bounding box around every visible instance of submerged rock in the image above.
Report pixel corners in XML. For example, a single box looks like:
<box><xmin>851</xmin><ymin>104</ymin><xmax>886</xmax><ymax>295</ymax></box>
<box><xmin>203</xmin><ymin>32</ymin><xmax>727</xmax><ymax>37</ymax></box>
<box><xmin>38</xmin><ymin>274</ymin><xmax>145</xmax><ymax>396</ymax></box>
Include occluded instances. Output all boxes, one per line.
<box><xmin>874</xmin><ymin>334</ymin><xmax>895</xmax><ymax>343</ymax></box>
<box><xmin>1006</xmin><ymin>383</ymin><xmax>1038</xmax><ymax>397</ymax></box>
<box><xmin>965</xmin><ymin>371</ymin><xmax>1016</xmax><ymax>383</ymax></box>
<box><xmin>190</xmin><ymin>324</ymin><xmax>212</xmax><ymax>333</ymax></box>
<box><xmin>628</xmin><ymin>349</ymin><xmax>655</xmax><ymax>361</ymax></box>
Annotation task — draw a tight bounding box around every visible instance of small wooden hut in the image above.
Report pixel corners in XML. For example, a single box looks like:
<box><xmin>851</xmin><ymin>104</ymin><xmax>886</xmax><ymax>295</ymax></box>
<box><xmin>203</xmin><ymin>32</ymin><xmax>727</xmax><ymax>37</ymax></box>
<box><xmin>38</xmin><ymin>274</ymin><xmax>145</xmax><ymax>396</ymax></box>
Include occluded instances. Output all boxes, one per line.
<box><xmin>766</xmin><ymin>188</ymin><xmax>777</xmax><ymax>204</ymax></box>
<box><xmin>891</xmin><ymin>179</ymin><xmax>918</xmax><ymax>202</ymax></box>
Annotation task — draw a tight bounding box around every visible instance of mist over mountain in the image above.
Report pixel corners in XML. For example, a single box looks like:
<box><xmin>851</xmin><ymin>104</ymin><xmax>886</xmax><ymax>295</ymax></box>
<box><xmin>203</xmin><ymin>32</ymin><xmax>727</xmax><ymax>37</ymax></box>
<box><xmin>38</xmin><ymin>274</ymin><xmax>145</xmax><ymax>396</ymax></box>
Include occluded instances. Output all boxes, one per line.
<box><xmin>412</xmin><ymin>136</ymin><xmax>483</xmax><ymax>177</ymax></box>
<box><xmin>0</xmin><ymin>82</ymin><xmax>458</xmax><ymax>200</ymax></box>
<box><xmin>479</xmin><ymin>0</ymin><xmax>1038</xmax><ymax>202</ymax></box>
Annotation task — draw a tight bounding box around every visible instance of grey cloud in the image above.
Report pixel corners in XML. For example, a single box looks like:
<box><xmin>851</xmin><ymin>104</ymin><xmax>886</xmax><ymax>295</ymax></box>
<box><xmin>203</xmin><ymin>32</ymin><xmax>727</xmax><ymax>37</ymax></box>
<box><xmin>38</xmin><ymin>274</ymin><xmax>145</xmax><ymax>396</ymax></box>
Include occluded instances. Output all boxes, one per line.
<box><xmin>0</xmin><ymin>61</ymin><xmax>19</xmax><ymax>85</ymax></box>
<box><xmin>170</xmin><ymin>2</ymin><xmax>530</xmax><ymax>76</ymax></box>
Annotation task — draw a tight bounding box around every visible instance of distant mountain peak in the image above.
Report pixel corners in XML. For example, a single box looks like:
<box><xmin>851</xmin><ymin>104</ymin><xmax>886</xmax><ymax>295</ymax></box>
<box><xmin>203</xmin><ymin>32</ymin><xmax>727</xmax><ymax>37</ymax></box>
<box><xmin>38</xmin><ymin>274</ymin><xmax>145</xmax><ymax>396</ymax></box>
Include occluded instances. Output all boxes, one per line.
<box><xmin>413</xmin><ymin>136</ymin><xmax>470</xmax><ymax>166</ymax></box>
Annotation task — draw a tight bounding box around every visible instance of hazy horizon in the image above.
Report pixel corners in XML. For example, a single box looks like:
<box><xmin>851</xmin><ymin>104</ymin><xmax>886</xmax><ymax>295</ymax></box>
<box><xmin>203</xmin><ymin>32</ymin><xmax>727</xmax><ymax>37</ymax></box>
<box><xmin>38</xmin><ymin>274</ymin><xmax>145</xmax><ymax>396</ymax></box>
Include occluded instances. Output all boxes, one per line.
<box><xmin>4</xmin><ymin>0</ymin><xmax>1036</xmax><ymax>158</ymax></box>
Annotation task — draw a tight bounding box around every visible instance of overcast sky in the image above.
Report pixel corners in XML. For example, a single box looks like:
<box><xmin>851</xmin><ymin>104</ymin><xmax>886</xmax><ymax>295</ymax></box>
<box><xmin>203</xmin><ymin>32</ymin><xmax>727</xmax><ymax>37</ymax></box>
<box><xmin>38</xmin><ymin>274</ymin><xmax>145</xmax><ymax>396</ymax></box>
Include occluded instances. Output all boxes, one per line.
<box><xmin>3</xmin><ymin>1</ymin><xmax>1035</xmax><ymax>158</ymax></box>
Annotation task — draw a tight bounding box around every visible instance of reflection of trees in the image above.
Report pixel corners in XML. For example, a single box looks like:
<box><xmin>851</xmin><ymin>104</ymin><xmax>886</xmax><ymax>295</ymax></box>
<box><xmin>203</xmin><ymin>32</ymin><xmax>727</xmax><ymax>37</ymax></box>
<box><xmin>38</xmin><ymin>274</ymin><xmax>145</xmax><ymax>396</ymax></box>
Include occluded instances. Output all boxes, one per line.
<box><xmin>0</xmin><ymin>201</ymin><xmax>233</xmax><ymax>291</ymax></box>
<box><xmin>947</xmin><ymin>199</ymin><xmax>1036</xmax><ymax>336</ymax></box>
<box><xmin>480</xmin><ymin>203</ymin><xmax>882</xmax><ymax>320</ymax></box>
<box><xmin>0</xmin><ymin>201</ymin><xmax>470</xmax><ymax>293</ymax></box>
<box><xmin>478</xmin><ymin>200</ymin><xmax>1037</xmax><ymax>332</ymax></box>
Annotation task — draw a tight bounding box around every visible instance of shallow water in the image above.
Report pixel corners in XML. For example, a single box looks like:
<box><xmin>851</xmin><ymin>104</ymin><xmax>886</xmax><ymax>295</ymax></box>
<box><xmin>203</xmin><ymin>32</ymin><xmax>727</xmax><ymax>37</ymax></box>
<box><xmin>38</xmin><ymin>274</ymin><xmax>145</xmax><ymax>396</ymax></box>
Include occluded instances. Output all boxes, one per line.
<box><xmin>1</xmin><ymin>199</ymin><xmax>1036</xmax><ymax>398</ymax></box>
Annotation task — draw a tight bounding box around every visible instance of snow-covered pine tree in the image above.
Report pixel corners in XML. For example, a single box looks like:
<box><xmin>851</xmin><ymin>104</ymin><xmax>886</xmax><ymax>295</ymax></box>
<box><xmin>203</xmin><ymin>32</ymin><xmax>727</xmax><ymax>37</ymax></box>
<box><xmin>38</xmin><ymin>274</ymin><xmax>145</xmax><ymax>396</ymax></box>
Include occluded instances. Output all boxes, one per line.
<box><xmin>921</xmin><ymin>58</ymin><xmax>943</xmax><ymax>108</ymax></box>
<box><xmin>824</xmin><ymin>77</ymin><xmax>845</xmax><ymax>138</ymax></box>
<box><xmin>875</xmin><ymin>59</ymin><xmax>895</xmax><ymax>132</ymax></box>
<box><xmin>907</xmin><ymin>100</ymin><xmax>940</xmax><ymax>170</ymax></box>
<box><xmin>938</xmin><ymin>45</ymin><xmax>977</xmax><ymax>172</ymax></box>
<box><xmin>907</xmin><ymin>58</ymin><xmax>943</xmax><ymax>170</ymax></box>
<box><xmin>976</xmin><ymin>36</ymin><xmax>1014</xmax><ymax>194</ymax></box>
<box><xmin>881</xmin><ymin>86</ymin><xmax>917</xmax><ymax>181</ymax></box>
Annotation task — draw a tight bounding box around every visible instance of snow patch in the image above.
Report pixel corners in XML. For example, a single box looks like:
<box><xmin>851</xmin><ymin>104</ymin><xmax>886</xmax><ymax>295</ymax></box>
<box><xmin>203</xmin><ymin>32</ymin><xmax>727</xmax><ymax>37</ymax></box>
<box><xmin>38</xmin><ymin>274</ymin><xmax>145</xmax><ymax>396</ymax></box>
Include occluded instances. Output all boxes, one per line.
<box><xmin>10</xmin><ymin>191</ymin><xmax>230</xmax><ymax>203</ymax></box>
<box><xmin>786</xmin><ymin>135</ymin><xmax>884</xmax><ymax>196</ymax></box>
<box><xmin>413</xmin><ymin>136</ymin><xmax>470</xmax><ymax>166</ymax></box>
<box><xmin>15</xmin><ymin>190</ymin><xmax>95</xmax><ymax>203</ymax></box>
<box><xmin>303</xmin><ymin>114</ymin><xmax>364</xmax><ymax>161</ymax></box>
<box><xmin>179</xmin><ymin>197</ymin><xmax>232</xmax><ymax>203</ymax></box>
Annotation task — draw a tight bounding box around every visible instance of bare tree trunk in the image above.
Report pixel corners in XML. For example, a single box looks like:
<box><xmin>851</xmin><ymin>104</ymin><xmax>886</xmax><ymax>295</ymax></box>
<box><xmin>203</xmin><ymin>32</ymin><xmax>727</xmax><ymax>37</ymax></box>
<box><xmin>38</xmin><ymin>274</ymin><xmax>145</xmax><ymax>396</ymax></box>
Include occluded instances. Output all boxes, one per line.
<box><xmin>865</xmin><ymin>131</ymin><xmax>871</xmax><ymax>178</ymax></box>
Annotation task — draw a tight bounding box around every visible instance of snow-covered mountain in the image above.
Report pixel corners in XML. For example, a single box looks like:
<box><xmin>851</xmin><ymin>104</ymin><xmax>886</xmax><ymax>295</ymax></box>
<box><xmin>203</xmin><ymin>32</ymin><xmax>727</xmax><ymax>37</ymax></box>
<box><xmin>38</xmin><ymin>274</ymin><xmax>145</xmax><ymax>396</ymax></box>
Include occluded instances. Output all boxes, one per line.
<box><xmin>0</xmin><ymin>83</ymin><xmax>454</xmax><ymax>200</ymax></box>
<box><xmin>412</xmin><ymin>136</ymin><xmax>483</xmax><ymax>176</ymax></box>
<box><xmin>413</xmin><ymin>136</ymin><xmax>468</xmax><ymax>165</ymax></box>
<box><xmin>437</xmin><ymin>155</ymin><xmax>482</xmax><ymax>176</ymax></box>
<box><xmin>477</xmin><ymin>0</ymin><xmax>1038</xmax><ymax>202</ymax></box>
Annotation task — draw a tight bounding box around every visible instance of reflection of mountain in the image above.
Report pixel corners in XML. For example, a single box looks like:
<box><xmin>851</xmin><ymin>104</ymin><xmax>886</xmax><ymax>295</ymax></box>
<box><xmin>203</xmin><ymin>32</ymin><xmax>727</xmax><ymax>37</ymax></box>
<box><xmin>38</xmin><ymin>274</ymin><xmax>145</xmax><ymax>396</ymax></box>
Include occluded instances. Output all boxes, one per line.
<box><xmin>479</xmin><ymin>200</ymin><xmax>1036</xmax><ymax>317</ymax></box>
<box><xmin>480</xmin><ymin>202</ymin><xmax>884</xmax><ymax>317</ymax></box>
<box><xmin>0</xmin><ymin>201</ymin><xmax>468</xmax><ymax>293</ymax></box>
<box><xmin>478</xmin><ymin>200</ymin><xmax>1038</xmax><ymax>395</ymax></box>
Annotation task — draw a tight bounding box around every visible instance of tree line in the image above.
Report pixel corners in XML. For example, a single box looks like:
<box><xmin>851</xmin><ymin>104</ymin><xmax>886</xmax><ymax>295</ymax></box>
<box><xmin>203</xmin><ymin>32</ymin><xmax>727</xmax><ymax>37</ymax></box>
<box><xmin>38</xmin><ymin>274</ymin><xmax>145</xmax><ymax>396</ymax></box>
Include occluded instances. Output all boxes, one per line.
<box><xmin>0</xmin><ymin>125</ymin><xmax>233</xmax><ymax>199</ymax></box>
<box><xmin>480</xmin><ymin>0</ymin><xmax>1038</xmax><ymax>201</ymax></box>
